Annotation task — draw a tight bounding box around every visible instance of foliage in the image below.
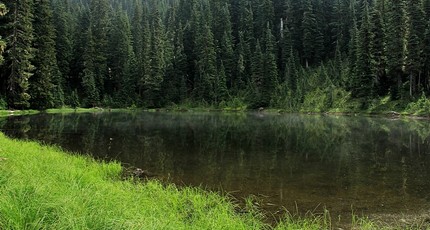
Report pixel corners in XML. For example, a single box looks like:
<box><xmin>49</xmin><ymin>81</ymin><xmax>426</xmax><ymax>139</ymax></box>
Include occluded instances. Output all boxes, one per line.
<box><xmin>405</xmin><ymin>93</ymin><xmax>430</xmax><ymax>116</ymax></box>
<box><xmin>0</xmin><ymin>0</ymin><xmax>429</xmax><ymax>112</ymax></box>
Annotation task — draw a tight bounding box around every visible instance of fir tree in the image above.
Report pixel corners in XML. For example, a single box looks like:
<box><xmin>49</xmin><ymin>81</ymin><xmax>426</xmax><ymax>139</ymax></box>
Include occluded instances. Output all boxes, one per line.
<box><xmin>145</xmin><ymin>5</ymin><xmax>165</xmax><ymax>107</ymax></box>
<box><xmin>30</xmin><ymin>0</ymin><xmax>62</xmax><ymax>109</ymax></box>
<box><xmin>1</xmin><ymin>0</ymin><xmax>34</xmax><ymax>109</ymax></box>
<box><xmin>302</xmin><ymin>0</ymin><xmax>323</xmax><ymax>67</ymax></box>
<box><xmin>352</xmin><ymin>0</ymin><xmax>373</xmax><ymax>99</ymax></box>
<box><xmin>215</xmin><ymin>62</ymin><xmax>228</xmax><ymax>103</ymax></box>
<box><xmin>89</xmin><ymin>0</ymin><xmax>110</xmax><ymax>99</ymax></box>
<box><xmin>107</xmin><ymin>9</ymin><xmax>134</xmax><ymax>103</ymax></box>
<box><xmin>81</xmin><ymin>27</ymin><xmax>100</xmax><ymax>107</ymax></box>
<box><xmin>262</xmin><ymin>22</ymin><xmax>278</xmax><ymax>106</ymax></box>
<box><xmin>53</xmin><ymin>0</ymin><xmax>73</xmax><ymax>94</ymax></box>
<box><xmin>131</xmin><ymin>0</ymin><xmax>144</xmax><ymax>93</ymax></box>
<box><xmin>386</xmin><ymin>0</ymin><xmax>406</xmax><ymax>99</ymax></box>
<box><xmin>369</xmin><ymin>6</ymin><xmax>388</xmax><ymax>96</ymax></box>
<box><xmin>251</xmin><ymin>40</ymin><xmax>264</xmax><ymax>107</ymax></box>
<box><xmin>406</xmin><ymin>0</ymin><xmax>426</xmax><ymax>97</ymax></box>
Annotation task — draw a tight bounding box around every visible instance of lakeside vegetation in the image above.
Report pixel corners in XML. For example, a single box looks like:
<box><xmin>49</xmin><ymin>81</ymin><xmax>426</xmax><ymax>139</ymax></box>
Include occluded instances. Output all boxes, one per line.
<box><xmin>1</xmin><ymin>0</ymin><xmax>430</xmax><ymax>113</ymax></box>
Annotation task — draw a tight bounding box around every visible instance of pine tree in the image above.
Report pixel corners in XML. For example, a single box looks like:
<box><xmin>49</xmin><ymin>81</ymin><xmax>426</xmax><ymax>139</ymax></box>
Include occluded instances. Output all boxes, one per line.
<box><xmin>30</xmin><ymin>0</ymin><xmax>63</xmax><ymax>109</ymax></box>
<box><xmin>251</xmin><ymin>40</ymin><xmax>264</xmax><ymax>107</ymax></box>
<box><xmin>235</xmin><ymin>0</ymin><xmax>254</xmax><ymax>90</ymax></box>
<box><xmin>144</xmin><ymin>5</ymin><xmax>164</xmax><ymax>107</ymax></box>
<box><xmin>193</xmin><ymin>3</ymin><xmax>217</xmax><ymax>103</ymax></box>
<box><xmin>69</xmin><ymin>7</ymin><xmax>90</xmax><ymax>93</ymax></box>
<box><xmin>254</xmin><ymin>0</ymin><xmax>274</xmax><ymax>39</ymax></box>
<box><xmin>406</xmin><ymin>0</ymin><xmax>426</xmax><ymax>97</ymax></box>
<box><xmin>140</xmin><ymin>3</ymin><xmax>152</xmax><ymax>102</ymax></box>
<box><xmin>217</xmin><ymin>4</ymin><xmax>234</xmax><ymax>91</ymax></box>
<box><xmin>386</xmin><ymin>0</ymin><xmax>406</xmax><ymax>99</ymax></box>
<box><xmin>107</xmin><ymin>9</ymin><xmax>134</xmax><ymax>103</ymax></box>
<box><xmin>280</xmin><ymin>18</ymin><xmax>293</xmax><ymax>83</ymax></box>
<box><xmin>81</xmin><ymin>27</ymin><xmax>100</xmax><ymax>107</ymax></box>
<box><xmin>302</xmin><ymin>0</ymin><xmax>323</xmax><ymax>67</ymax></box>
<box><xmin>215</xmin><ymin>62</ymin><xmax>228</xmax><ymax>103</ymax></box>
<box><xmin>1</xmin><ymin>0</ymin><xmax>34</xmax><ymax>109</ymax></box>
<box><xmin>348</xmin><ymin>1</ymin><xmax>358</xmax><ymax>78</ymax></box>
<box><xmin>89</xmin><ymin>0</ymin><xmax>110</xmax><ymax>100</ymax></box>
<box><xmin>53</xmin><ymin>0</ymin><xmax>73</xmax><ymax>94</ymax></box>
<box><xmin>369</xmin><ymin>6</ymin><xmax>388</xmax><ymax>96</ymax></box>
<box><xmin>261</xmin><ymin>22</ymin><xmax>278</xmax><ymax>106</ymax></box>
<box><xmin>352</xmin><ymin>0</ymin><xmax>373</xmax><ymax>99</ymax></box>
<box><xmin>131</xmin><ymin>0</ymin><xmax>144</xmax><ymax>94</ymax></box>
<box><xmin>172</xmin><ymin>22</ymin><xmax>188</xmax><ymax>103</ymax></box>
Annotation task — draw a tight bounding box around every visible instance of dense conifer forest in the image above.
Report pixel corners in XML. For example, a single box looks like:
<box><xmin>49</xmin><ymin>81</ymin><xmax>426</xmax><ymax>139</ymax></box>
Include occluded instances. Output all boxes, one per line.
<box><xmin>0</xmin><ymin>0</ymin><xmax>430</xmax><ymax>111</ymax></box>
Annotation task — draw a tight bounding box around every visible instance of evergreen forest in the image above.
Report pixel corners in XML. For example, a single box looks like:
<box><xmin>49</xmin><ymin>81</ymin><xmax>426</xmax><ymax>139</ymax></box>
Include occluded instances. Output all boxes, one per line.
<box><xmin>1</xmin><ymin>0</ymin><xmax>430</xmax><ymax>111</ymax></box>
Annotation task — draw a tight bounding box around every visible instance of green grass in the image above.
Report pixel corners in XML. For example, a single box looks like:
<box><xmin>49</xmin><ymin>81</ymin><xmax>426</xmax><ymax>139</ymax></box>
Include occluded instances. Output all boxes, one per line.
<box><xmin>0</xmin><ymin>133</ymin><xmax>265</xmax><ymax>229</ymax></box>
<box><xmin>44</xmin><ymin>107</ymin><xmax>134</xmax><ymax>114</ymax></box>
<box><xmin>0</xmin><ymin>110</ymin><xmax>39</xmax><ymax>117</ymax></box>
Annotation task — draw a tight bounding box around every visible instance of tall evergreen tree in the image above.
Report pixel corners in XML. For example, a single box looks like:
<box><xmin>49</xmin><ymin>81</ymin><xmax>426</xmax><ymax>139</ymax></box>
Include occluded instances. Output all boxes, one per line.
<box><xmin>352</xmin><ymin>0</ymin><xmax>373</xmax><ymax>99</ymax></box>
<box><xmin>214</xmin><ymin>62</ymin><xmax>228</xmax><ymax>103</ymax></box>
<box><xmin>302</xmin><ymin>0</ymin><xmax>323</xmax><ymax>66</ymax></box>
<box><xmin>53</xmin><ymin>0</ymin><xmax>73</xmax><ymax>94</ymax></box>
<box><xmin>30</xmin><ymin>0</ymin><xmax>63</xmax><ymax>109</ymax></box>
<box><xmin>89</xmin><ymin>0</ymin><xmax>110</xmax><ymax>100</ymax></box>
<box><xmin>107</xmin><ymin>9</ymin><xmax>134</xmax><ymax>101</ymax></box>
<box><xmin>261</xmin><ymin>22</ymin><xmax>279</xmax><ymax>106</ymax></box>
<box><xmin>1</xmin><ymin>0</ymin><xmax>34</xmax><ymax>108</ymax></box>
<box><xmin>251</xmin><ymin>40</ymin><xmax>264</xmax><ymax>106</ymax></box>
<box><xmin>144</xmin><ymin>5</ymin><xmax>165</xmax><ymax>107</ymax></box>
<box><xmin>405</xmin><ymin>0</ymin><xmax>426</xmax><ymax>97</ymax></box>
<box><xmin>193</xmin><ymin>3</ymin><xmax>217</xmax><ymax>103</ymax></box>
<box><xmin>81</xmin><ymin>27</ymin><xmax>99</xmax><ymax>107</ymax></box>
<box><xmin>369</xmin><ymin>5</ymin><xmax>388</xmax><ymax>96</ymax></box>
<box><xmin>131</xmin><ymin>0</ymin><xmax>144</xmax><ymax>94</ymax></box>
<box><xmin>386</xmin><ymin>0</ymin><xmax>406</xmax><ymax>99</ymax></box>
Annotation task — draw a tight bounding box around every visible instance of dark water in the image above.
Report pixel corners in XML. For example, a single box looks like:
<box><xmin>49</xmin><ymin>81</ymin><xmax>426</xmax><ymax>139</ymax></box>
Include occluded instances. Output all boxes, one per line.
<box><xmin>1</xmin><ymin>112</ymin><xmax>430</xmax><ymax>220</ymax></box>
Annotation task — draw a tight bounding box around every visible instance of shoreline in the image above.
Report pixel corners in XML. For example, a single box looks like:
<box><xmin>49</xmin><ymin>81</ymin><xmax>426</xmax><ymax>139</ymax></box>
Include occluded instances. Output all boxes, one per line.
<box><xmin>0</xmin><ymin>107</ymin><xmax>429</xmax><ymax>121</ymax></box>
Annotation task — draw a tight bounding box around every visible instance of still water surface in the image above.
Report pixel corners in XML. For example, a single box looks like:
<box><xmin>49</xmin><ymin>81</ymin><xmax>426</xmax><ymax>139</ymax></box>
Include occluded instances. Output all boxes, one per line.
<box><xmin>1</xmin><ymin>112</ymin><xmax>430</xmax><ymax>220</ymax></box>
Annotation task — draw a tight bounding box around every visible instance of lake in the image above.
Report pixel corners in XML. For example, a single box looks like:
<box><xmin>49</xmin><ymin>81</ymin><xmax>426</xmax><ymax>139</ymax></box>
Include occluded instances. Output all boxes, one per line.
<box><xmin>1</xmin><ymin>111</ymin><xmax>429</xmax><ymax>223</ymax></box>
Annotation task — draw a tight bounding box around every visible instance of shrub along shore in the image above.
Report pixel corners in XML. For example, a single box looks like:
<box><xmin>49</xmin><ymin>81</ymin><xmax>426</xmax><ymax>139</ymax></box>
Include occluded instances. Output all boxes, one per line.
<box><xmin>0</xmin><ymin>113</ymin><xmax>425</xmax><ymax>229</ymax></box>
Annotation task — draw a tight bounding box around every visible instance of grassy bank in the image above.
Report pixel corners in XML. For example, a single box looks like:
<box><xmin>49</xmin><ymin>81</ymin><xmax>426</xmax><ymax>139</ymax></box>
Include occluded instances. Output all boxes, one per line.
<box><xmin>0</xmin><ymin>110</ymin><xmax>39</xmax><ymax>117</ymax></box>
<box><xmin>0</xmin><ymin>132</ymin><xmax>303</xmax><ymax>229</ymax></box>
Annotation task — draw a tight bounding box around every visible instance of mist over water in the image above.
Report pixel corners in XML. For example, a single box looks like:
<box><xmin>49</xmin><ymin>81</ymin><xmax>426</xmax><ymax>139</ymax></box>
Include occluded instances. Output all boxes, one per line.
<box><xmin>1</xmin><ymin>112</ymin><xmax>430</xmax><ymax>219</ymax></box>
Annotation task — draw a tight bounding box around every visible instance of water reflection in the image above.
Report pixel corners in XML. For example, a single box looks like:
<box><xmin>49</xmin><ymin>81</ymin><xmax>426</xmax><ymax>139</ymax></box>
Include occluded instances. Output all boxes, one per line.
<box><xmin>1</xmin><ymin>112</ymin><xmax>430</xmax><ymax>217</ymax></box>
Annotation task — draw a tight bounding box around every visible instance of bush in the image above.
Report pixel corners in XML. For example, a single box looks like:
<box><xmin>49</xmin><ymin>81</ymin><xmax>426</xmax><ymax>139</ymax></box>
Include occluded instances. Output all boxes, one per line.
<box><xmin>405</xmin><ymin>93</ymin><xmax>430</xmax><ymax>116</ymax></box>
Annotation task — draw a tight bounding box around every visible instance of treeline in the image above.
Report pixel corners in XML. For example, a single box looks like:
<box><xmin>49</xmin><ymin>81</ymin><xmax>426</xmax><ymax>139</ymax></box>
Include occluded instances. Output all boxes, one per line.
<box><xmin>0</xmin><ymin>0</ymin><xmax>430</xmax><ymax>110</ymax></box>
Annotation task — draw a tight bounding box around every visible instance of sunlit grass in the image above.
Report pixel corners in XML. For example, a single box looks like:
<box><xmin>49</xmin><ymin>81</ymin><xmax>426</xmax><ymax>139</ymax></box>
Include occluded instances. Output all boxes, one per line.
<box><xmin>0</xmin><ymin>110</ymin><xmax>39</xmax><ymax>117</ymax></box>
<box><xmin>0</xmin><ymin>133</ymin><xmax>266</xmax><ymax>229</ymax></box>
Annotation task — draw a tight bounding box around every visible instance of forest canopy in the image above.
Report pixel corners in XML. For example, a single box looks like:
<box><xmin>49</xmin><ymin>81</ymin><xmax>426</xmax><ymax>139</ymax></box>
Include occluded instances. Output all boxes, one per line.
<box><xmin>0</xmin><ymin>0</ymin><xmax>430</xmax><ymax>111</ymax></box>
